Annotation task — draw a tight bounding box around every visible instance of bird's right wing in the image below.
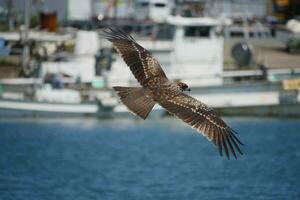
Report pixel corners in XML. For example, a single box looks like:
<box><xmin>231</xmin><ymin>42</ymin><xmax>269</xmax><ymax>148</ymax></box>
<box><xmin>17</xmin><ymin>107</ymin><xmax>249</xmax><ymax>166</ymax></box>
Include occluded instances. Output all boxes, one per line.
<box><xmin>102</xmin><ymin>28</ymin><xmax>168</xmax><ymax>86</ymax></box>
<box><xmin>160</xmin><ymin>92</ymin><xmax>243</xmax><ymax>159</ymax></box>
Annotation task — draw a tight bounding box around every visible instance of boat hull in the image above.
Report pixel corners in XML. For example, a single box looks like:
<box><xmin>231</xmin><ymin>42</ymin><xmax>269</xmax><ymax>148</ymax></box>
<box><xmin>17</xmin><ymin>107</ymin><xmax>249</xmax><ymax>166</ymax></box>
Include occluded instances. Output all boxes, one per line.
<box><xmin>0</xmin><ymin>100</ymin><xmax>99</xmax><ymax>117</ymax></box>
<box><xmin>1</xmin><ymin>81</ymin><xmax>299</xmax><ymax>118</ymax></box>
<box><xmin>1</xmin><ymin>100</ymin><xmax>300</xmax><ymax>118</ymax></box>
<box><xmin>0</xmin><ymin>100</ymin><xmax>165</xmax><ymax>118</ymax></box>
<box><xmin>215</xmin><ymin>104</ymin><xmax>300</xmax><ymax>118</ymax></box>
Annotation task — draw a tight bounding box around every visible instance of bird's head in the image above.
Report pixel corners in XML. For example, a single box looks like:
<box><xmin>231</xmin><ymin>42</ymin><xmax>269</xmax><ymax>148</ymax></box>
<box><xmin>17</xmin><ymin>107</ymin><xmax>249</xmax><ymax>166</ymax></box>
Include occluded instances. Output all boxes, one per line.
<box><xmin>176</xmin><ymin>81</ymin><xmax>191</xmax><ymax>92</ymax></box>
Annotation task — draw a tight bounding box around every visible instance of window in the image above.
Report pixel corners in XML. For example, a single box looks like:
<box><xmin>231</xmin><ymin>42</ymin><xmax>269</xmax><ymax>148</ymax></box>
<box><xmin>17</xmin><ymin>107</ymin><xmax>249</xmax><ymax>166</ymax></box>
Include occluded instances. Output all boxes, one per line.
<box><xmin>184</xmin><ymin>26</ymin><xmax>211</xmax><ymax>38</ymax></box>
<box><xmin>154</xmin><ymin>3</ymin><xmax>166</xmax><ymax>7</ymax></box>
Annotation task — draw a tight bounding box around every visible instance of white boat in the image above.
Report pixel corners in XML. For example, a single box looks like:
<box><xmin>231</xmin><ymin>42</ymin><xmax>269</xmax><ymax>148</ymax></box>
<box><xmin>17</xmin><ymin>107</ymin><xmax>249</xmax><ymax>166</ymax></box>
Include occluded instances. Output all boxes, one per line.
<box><xmin>0</xmin><ymin>97</ymin><xmax>166</xmax><ymax>118</ymax></box>
<box><xmin>104</xmin><ymin>15</ymin><xmax>300</xmax><ymax>117</ymax></box>
<box><xmin>0</xmin><ymin>82</ymin><xmax>166</xmax><ymax>118</ymax></box>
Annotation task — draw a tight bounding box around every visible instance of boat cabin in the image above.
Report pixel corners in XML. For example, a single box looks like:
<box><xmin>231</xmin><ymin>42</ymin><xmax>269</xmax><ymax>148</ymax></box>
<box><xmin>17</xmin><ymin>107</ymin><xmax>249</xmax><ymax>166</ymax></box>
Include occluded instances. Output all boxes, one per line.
<box><xmin>167</xmin><ymin>16</ymin><xmax>223</xmax><ymax>86</ymax></box>
<box><xmin>108</xmin><ymin>15</ymin><xmax>224</xmax><ymax>87</ymax></box>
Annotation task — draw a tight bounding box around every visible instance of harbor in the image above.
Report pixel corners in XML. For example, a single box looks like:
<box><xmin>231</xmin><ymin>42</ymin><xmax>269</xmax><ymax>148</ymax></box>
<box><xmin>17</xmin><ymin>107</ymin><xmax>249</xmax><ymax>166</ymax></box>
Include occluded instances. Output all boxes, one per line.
<box><xmin>1</xmin><ymin>1</ymin><xmax>300</xmax><ymax>199</ymax></box>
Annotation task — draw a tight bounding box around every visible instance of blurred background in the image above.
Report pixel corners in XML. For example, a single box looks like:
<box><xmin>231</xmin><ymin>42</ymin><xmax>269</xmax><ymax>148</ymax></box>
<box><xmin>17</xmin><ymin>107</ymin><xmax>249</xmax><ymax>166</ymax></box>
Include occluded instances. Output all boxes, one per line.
<box><xmin>0</xmin><ymin>0</ymin><xmax>300</xmax><ymax>199</ymax></box>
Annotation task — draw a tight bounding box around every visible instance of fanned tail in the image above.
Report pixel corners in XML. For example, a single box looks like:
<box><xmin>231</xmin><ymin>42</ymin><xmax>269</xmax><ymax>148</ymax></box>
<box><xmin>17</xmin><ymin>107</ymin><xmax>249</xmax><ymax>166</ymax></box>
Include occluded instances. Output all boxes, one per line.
<box><xmin>113</xmin><ymin>87</ymin><xmax>155</xmax><ymax>119</ymax></box>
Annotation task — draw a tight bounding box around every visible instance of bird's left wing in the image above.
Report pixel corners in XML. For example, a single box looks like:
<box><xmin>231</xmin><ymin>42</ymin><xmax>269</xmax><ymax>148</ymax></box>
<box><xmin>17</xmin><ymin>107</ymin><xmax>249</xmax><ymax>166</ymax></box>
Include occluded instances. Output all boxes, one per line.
<box><xmin>102</xmin><ymin>28</ymin><xmax>168</xmax><ymax>86</ymax></box>
<box><xmin>160</xmin><ymin>93</ymin><xmax>243</xmax><ymax>159</ymax></box>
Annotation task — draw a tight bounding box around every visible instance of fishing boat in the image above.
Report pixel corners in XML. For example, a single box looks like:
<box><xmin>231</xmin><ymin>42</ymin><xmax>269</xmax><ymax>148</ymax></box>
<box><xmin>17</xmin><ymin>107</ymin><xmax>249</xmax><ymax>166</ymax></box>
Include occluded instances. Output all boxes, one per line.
<box><xmin>104</xmin><ymin>15</ymin><xmax>300</xmax><ymax>117</ymax></box>
<box><xmin>1</xmin><ymin>15</ymin><xmax>300</xmax><ymax>118</ymax></box>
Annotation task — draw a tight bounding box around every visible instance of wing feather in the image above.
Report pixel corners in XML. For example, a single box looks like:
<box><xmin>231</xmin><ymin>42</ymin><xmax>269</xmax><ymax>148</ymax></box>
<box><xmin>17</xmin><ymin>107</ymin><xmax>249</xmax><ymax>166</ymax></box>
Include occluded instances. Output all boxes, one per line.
<box><xmin>226</xmin><ymin>132</ymin><xmax>237</xmax><ymax>159</ymax></box>
<box><xmin>216</xmin><ymin>129</ymin><xmax>223</xmax><ymax>157</ymax></box>
<box><xmin>160</xmin><ymin>93</ymin><xmax>243</xmax><ymax>159</ymax></box>
<box><xmin>220</xmin><ymin>131</ymin><xmax>230</xmax><ymax>159</ymax></box>
<box><xmin>102</xmin><ymin>28</ymin><xmax>168</xmax><ymax>86</ymax></box>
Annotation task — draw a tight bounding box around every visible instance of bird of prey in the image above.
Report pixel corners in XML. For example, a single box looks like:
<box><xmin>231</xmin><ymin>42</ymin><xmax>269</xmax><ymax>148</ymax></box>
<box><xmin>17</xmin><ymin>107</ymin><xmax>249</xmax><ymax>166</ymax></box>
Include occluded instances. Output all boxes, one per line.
<box><xmin>102</xmin><ymin>28</ymin><xmax>243</xmax><ymax>159</ymax></box>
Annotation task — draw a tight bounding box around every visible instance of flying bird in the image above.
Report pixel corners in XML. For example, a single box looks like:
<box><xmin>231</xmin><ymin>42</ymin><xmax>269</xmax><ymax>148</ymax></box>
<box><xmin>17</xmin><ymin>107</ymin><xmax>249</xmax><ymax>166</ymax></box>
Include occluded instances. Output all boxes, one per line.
<box><xmin>102</xmin><ymin>28</ymin><xmax>243</xmax><ymax>159</ymax></box>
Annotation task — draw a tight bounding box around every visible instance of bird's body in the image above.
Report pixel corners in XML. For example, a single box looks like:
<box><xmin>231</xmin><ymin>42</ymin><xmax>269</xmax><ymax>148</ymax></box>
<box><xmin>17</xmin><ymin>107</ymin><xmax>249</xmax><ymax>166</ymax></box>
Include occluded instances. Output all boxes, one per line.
<box><xmin>103</xmin><ymin>28</ymin><xmax>243</xmax><ymax>159</ymax></box>
<box><xmin>148</xmin><ymin>80</ymin><xmax>179</xmax><ymax>102</ymax></box>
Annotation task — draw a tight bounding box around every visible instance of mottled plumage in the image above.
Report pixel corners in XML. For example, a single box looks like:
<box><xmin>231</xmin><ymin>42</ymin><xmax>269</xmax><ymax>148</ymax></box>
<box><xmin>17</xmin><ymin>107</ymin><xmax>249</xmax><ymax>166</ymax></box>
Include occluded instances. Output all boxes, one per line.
<box><xmin>103</xmin><ymin>28</ymin><xmax>243</xmax><ymax>159</ymax></box>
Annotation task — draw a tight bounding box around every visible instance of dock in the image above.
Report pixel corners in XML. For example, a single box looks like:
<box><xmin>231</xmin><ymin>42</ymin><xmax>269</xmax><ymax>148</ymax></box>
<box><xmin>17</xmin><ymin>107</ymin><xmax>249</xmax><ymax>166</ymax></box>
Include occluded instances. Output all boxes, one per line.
<box><xmin>224</xmin><ymin>38</ymin><xmax>300</xmax><ymax>70</ymax></box>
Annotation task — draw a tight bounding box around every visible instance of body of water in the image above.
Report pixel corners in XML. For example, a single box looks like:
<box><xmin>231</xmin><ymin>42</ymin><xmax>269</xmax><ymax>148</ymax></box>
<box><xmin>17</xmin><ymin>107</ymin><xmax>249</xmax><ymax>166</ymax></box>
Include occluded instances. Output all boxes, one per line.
<box><xmin>0</xmin><ymin>117</ymin><xmax>300</xmax><ymax>200</ymax></box>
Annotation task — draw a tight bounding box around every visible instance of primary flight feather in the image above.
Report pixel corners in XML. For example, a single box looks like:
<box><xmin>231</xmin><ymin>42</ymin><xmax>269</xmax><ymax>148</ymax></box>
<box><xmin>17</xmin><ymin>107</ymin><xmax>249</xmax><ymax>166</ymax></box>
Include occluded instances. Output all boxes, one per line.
<box><xmin>102</xmin><ymin>28</ymin><xmax>243</xmax><ymax>159</ymax></box>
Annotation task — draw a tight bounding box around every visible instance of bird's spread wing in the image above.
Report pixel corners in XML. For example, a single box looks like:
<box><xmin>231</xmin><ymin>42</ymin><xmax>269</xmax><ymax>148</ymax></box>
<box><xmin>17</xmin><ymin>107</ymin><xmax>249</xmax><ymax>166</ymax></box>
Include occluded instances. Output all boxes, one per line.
<box><xmin>160</xmin><ymin>93</ymin><xmax>243</xmax><ymax>159</ymax></box>
<box><xmin>102</xmin><ymin>28</ymin><xmax>168</xmax><ymax>86</ymax></box>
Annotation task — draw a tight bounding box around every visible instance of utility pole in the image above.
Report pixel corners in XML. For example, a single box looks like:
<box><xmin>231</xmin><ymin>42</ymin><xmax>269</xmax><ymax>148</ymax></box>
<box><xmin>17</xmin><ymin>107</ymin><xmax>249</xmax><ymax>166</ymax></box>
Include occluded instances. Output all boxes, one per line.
<box><xmin>6</xmin><ymin>0</ymin><xmax>15</xmax><ymax>31</ymax></box>
<box><xmin>21</xmin><ymin>0</ymin><xmax>31</xmax><ymax>76</ymax></box>
<box><xmin>113</xmin><ymin>0</ymin><xmax>118</xmax><ymax>20</ymax></box>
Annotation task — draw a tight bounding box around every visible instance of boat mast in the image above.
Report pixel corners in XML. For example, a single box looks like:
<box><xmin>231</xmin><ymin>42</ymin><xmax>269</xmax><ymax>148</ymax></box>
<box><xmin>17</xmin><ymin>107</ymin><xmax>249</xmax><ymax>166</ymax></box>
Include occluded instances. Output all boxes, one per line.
<box><xmin>6</xmin><ymin>0</ymin><xmax>15</xmax><ymax>31</ymax></box>
<box><xmin>21</xmin><ymin>0</ymin><xmax>30</xmax><ymax>76</ymax></box>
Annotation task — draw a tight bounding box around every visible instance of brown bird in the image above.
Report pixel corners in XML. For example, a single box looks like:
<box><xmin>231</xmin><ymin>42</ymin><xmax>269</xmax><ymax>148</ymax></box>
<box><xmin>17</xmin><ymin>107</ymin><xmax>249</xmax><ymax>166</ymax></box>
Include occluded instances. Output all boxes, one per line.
<box><xmin>102</xmin><ymin>28</ymin><xmax>243</xmax><ymax>159</ymax></box>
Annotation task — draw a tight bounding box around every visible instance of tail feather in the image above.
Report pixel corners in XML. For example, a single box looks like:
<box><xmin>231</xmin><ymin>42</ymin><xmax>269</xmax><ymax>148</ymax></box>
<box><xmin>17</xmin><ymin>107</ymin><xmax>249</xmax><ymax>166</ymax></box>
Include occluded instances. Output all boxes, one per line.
<box><xmin>113</xmin><ymin>86</ymin><xmax>155</xmax><ymax>119</ymax></box>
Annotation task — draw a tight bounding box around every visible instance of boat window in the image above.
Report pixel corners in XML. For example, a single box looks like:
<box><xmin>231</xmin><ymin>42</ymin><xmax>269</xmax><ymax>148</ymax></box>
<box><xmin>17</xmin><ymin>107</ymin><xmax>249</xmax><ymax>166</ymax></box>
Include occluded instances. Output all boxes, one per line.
<box><xmin>155</xmin><ymin>24</ymin><xmax>175</xmax><ymax>40</ymax></box>
<box><xmin>140</xmin><ymin>2</ymin><xmax>149</xmax><ymax>7</ymax></box>
<box><xmin>230</xmin><ymin>32</ymin><xmax>244</xmax><ymax>38</ymax></box>
<box><xmin>154</xmin><ymin>3</ymin><xmax>166</xmax><ymax>7</ymax></box>
<box><xmin>184</xmin><ymin>26</ymin><xmax>211</xmax><ymax>38</ymax></box>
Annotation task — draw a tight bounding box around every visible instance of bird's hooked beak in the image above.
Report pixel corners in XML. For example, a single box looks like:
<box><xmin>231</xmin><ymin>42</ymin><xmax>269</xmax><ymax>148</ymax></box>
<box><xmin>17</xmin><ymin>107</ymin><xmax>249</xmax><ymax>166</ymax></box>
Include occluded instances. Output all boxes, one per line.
<box><xmin>177</xmin><ymin>81</ymin><xmax>190</xmax><ymax>92</ymax></box>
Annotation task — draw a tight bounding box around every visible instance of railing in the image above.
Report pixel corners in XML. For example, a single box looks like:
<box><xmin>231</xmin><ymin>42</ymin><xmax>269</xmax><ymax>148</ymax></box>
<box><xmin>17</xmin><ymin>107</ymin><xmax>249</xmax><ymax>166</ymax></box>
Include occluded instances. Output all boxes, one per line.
<box><xmin>1</xmin><ymin>68</ymin><xmax>300</xmax><ymax>87</ymax></box>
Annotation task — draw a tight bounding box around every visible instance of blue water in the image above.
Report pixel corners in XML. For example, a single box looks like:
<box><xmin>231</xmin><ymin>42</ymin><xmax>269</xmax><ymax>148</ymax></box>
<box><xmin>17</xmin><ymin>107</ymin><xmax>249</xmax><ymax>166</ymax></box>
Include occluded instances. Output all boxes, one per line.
<box><xmin>0</xmin><ymin>117</ymin><xmax>300</xmax><ymax>200</ymax></box>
